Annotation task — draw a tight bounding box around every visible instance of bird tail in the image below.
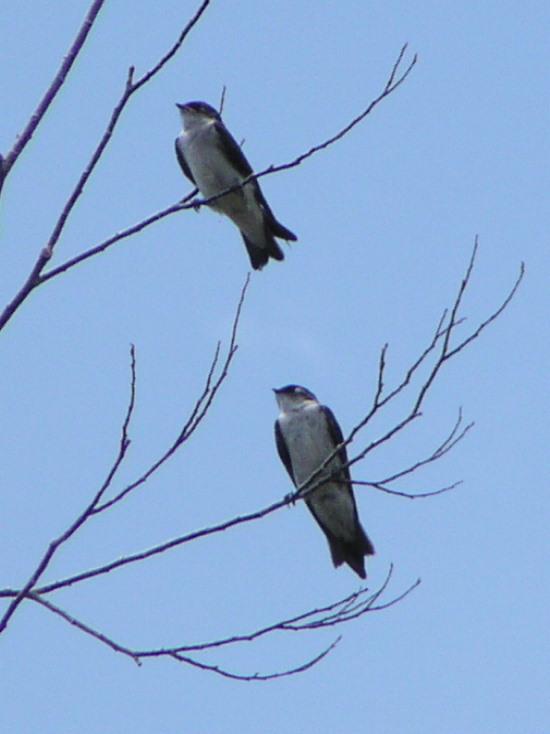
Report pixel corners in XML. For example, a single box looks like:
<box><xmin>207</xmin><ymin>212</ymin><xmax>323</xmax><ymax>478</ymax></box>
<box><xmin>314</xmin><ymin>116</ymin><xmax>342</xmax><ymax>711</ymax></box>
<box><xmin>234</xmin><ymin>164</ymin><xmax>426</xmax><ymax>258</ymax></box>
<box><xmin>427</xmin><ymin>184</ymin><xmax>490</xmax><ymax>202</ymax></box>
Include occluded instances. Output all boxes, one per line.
<box><xmin>241</xmin><ymin>232</ymin><xmax>284</xmax><ymax>270</ymax></box>
<box><xmin>257</xmin><ymin>190</ymin><xmax>297</xmax><ymax>243</ymax></box>
<box><xmin>328</xmin><ymin>528</ymin><xmax>375</xmax><ymax>580</ymax></box>
<box><xmin>269</xmin><ymin>218</ymin><xmax>297</xmax><ymax>242</ymax></box>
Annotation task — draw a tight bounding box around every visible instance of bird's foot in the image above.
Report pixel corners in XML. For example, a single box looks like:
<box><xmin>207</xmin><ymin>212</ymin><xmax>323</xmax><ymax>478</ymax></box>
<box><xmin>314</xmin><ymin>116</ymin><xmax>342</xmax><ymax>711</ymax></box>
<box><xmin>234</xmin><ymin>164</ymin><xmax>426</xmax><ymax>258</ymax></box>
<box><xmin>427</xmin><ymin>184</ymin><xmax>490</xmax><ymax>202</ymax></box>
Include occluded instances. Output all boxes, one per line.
<box><xmin>285</xmin><ymin>491</ymin><xmax>299</xmax><ymax>506</ymax></box>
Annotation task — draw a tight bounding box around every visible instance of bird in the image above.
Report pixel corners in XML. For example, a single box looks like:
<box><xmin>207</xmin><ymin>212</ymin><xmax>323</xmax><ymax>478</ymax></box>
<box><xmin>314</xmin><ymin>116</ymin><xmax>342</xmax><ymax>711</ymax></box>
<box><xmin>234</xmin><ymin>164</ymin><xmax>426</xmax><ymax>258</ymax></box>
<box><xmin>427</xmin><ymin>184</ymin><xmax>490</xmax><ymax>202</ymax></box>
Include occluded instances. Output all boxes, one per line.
<box><xmin>274</xmin><ymin>384</ymin><xmax>375</xmax><ymax>579</ymax></box>
<box><xmin>175</xmin><ymin>101</ymin><xmax>297</xmax><ymax>270</ymax></box>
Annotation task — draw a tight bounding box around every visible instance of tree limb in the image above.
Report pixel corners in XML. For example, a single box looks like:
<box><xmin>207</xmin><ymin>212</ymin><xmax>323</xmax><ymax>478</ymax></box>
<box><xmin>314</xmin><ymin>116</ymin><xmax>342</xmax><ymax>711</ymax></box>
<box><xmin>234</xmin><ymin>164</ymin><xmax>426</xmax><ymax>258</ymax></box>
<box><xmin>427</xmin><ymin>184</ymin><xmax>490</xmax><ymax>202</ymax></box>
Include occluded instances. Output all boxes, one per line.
<box><xmin>0</xmin><ymin>0</ymin><xmax>210</xmax><ymax>332</ymax></box>
<box><xmin>1</xmin><ymin>0</ymin><xmax>106</xmax><ymax>182</ymax></box>
<box><xmin>0</xmin><ymin>275</ymin><xmax>247</xmax><ymax>632</ymax></box>
<box><xmin>23</xmin><ymin>565</ymin><xmax>417</xmax><ymax>681</ymax></box>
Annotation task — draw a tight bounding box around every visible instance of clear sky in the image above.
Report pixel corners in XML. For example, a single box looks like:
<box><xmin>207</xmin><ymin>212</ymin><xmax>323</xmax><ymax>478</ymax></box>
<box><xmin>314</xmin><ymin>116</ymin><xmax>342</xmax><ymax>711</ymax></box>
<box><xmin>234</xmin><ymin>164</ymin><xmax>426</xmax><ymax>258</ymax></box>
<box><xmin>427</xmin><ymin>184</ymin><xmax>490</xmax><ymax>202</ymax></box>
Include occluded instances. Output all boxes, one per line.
<box><xmin>1</xmin><ymin>2</ymin><xmax>548</xmax><ymax>732</ymax></box>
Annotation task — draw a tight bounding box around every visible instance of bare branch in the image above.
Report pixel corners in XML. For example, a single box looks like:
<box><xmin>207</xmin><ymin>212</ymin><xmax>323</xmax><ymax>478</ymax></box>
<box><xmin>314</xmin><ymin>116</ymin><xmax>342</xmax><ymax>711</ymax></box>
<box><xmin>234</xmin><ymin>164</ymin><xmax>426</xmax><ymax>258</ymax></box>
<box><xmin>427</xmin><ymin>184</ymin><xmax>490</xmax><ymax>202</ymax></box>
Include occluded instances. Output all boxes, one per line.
<box><xmin>312</xmin><ymin>311</ymin><xmax>467</xmax><ymax>490</ymax></box>
<box><xmin>167</xmin><ymin>639</ymin><xmax>341</xmax><ymax>682</ymax></box>
<box><xmin>33</xmin><ymin>494</ymin><xmax>289</xmax><ymax>596</ymax></box>
<box><xmin>287</xmin><ymin>242</ymin><xmax>523</xmax><ymax>504</ymax></box>
<box><xmin>28</xmin><ymin>593</ymin><xmax>142</xmax><ymax>666</ymax></box>
<box><xmin>346</xmin><ymin>409</ymin><xmax>473</xmax><ymax>500</ymax></box>
<box><xmin>445</xmin><ymin>266</ymin><xmax>525</xmax><ymax>361</ymax></box>
<box><xmin>130</xmin><ymin>1</ymin><xmax>211</xmax><ymax>91</ymax></box>
<box><xmin>0</xmin><ymin>344</ymin><xmax>137</xmax><ymax>634</ymax></box>
<box><xmin>160</xmin><ymin>565</ymin><xmax>419</xmax><ymax>646</ymax></box>
<box><xmin>88</xmin><ymin>345</ymin><xmax>138</xmax><ymax>507</ymax></box>
<box><xmin>373</xmin><ymin>409</ymin><xmax>473</xmax><ymax>486</ymax></box>
<box><xmin>22</xmin><ymin>566</ymin><xmax>418</xmax><ymax>681</ymax></box>
<box><xmin>219</xmin><ymin>85</ymin><xmax>227</xmax><ymax>115</ymax></box>
<box><xmin>38</xmin><ymin>197</ymin><xmax>192</xmax><ymax>285</ymax></box>
<box><xmin>352</xmin><ymin>479</ymin><xmax>462</xmax><ymax>500</ymax></box>
<box><xmin>373</xmin><ymin>343</ymin><xmax>388</xmax><ymax>407</ymax></box>
<box><xmin>121</xmin><ymin>345</ymin><xmax>137</xmax><ymax>444</ymax></box>
<box><xmin>26</xmin><ymin>590</ymin><xmax>341</xmax><ymax>681</ymax></box>
<box><xmin>255</xmin><ymin>45</ymin><xmax>416</xmax><ymax>177</ymax></box>
<box><xmin>94</xmin><ymin>273</ymin><xmax>250</xmax><ymax>513</ymax></box>
<box><xmin>0</xmin><ymin>272</ymin><xmax>249</xmax><ymax>628</ymax></box>
<box><xmin>0</xmin><ymin>247</ymin><xmax>522</xmax><ymax>609</ymax></box>
<box><xmin>0</xmin><ymin>1</ymin><xmax>210</xmax><ymax>333</ymax></box>
<box><xmin>412</xmin><ymin>240</ymin><xmax>525</xmax><ymax>415</ymax></box>
<box><xmin>1</xmin><ymin>0</ymin><xmax>106</xmax><ymax>180</ymax></box>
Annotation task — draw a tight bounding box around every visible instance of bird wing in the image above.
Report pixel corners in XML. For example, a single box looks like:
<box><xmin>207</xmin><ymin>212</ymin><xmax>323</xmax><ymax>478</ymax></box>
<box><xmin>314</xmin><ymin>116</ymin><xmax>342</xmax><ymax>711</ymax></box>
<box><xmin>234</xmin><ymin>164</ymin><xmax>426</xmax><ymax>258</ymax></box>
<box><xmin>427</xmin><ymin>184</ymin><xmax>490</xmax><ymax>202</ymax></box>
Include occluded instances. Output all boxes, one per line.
<box><xmin>253</xmin><ymin>184</ymin><xmax>297</xmax><ymax>241</ymax></box>
<box><xmin>214</xmin><ymin>121</ymin><xmax>297</xmax><ymax>242</ymax></box>
<box><xmin>320</xmin><ymin>406</ymin><xmax>375</xmax><ymax>558</ymax></box>
<box><xmin>274</xmin><ymin>420</ymin><xmax>295</xmax><ymax>484</ymax></box>
<box><xmin>320</xmin><ymin>406</ymin><xmax>352</xmax><ymax>484</ymax></box>
<box><xmin>213</xmin><ymin>120</ymin><xmax>254</xmax><ymax>177</ymax></box>
<box><xmin>174</xmin><ymin>138</ymin><xmax>196</xmax><ymax>185</ymax></box>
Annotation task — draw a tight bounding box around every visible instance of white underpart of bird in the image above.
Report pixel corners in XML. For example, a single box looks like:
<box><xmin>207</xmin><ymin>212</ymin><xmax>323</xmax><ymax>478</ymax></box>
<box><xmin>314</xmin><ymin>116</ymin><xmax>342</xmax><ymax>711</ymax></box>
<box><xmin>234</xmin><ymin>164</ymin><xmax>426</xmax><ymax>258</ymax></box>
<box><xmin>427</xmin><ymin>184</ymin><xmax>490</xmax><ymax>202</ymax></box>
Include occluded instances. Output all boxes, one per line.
<box><xmin>175</xmin><ymin>101</ymin><xmax>297</xmax><ymax>270</ymax></box>
<box><xmin>179</xmin><ymin>113</ymin><xmax>258</xmax><ymax>218</ymax></box>
<box><xmin>274</xmin><ymin>385</ymin><xmax>375</xmax><ymax>579</ymax></box>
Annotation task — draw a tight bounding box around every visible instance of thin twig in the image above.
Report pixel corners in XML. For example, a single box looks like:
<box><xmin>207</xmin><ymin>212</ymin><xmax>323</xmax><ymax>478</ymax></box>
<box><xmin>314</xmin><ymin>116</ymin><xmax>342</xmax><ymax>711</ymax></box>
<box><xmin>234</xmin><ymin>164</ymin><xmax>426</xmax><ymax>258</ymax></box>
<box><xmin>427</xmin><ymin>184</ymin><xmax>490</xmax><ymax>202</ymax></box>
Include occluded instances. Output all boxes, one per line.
<box><xmin>94</xmin><ymin>274</ymin><xmax>250</xmax><ymax>513</ymax></box>
<box><xmin>288</xmin><ymin>244</ymin><xmax>523</xmax><ymax>504</ymax></box>
<box><xmin>219</xmin><ymin>85</ymin><xmax>227</xmax><ymax>115</ymax></box>
<box><xmin>0</xmin><ymin>345</ymin><xmax>137</xmax><ymax>634</ymax></box>
<box><xmin>445</xmin><ymin>265</ymin><xmax>525</xmax><ymax>360</ymax></box>
<box><xmin>24</xmin><ymin>566</ymin><xmax>418</xmax><ymax>681</ymax></box>
<box><xmin>0</xmin><ymin>277</ymin><xmax>249</xmax><ymax>622</ymax></box>
<box><xmin>28</xmin><ymin>593</ymin><xmax>142</xmax><ymax>666</ymax></box>
<box><xmin>141</xmin><ymin>568</ymin><xmax>402</xmax><ymax>652</ymax></box>
<box><xmin>39</xmin><ymin>197</ymin><xmax>192</xmax><ymax>284</ymax></box>
<box><xmin>167</xmin><ymin>638</ymin><xmax>341</xmax><ymax>681</ymax></box>
<box><xmin>352</xmin><ymin>479</ymin><xmax>462</xmax><ymax>499</ymax></box>
<box><xmin>33</xmin><ymin>494</ymin><xmax>289</xmax><ymax>595</ymax></box>
<box><xmin>130</xmin><ymin>1</ymin><xmax>211</xmax><ymax>92</ymax></box>
<box><xmin>26</xmin><ymin>590</ymin><xmax>341</xmax><ymax>681</ymax></box>
<box><xmin>371</xmin><ymin>410</ymin><xmax>474</xmax><ymax>486</ymax></box>
<box><xmin>345</xmin><ymin>410</ymin><xmax>473</xmax><ymax>500</ymax></box>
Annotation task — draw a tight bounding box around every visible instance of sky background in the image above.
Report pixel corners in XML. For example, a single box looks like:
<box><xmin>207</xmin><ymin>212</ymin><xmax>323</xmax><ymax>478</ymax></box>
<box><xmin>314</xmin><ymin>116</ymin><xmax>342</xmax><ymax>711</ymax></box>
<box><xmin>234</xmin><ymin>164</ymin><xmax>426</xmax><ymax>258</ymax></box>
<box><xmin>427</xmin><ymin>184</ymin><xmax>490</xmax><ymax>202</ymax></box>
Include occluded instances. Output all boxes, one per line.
<box><xmin>1</xmin><ymin>1</ymin><xmax>548</xmax><ymax>732</ymax></box>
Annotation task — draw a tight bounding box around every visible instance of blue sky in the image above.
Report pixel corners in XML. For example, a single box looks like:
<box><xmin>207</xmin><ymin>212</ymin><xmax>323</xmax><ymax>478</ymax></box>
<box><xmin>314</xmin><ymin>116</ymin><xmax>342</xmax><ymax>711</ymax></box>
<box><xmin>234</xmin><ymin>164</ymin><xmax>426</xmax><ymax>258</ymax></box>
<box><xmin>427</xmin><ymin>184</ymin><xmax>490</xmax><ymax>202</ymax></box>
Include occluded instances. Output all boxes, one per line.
<box><xmin>1</xmin><ymin>1</ymin><xmax>548</xmax><ymax>732</ymax></box>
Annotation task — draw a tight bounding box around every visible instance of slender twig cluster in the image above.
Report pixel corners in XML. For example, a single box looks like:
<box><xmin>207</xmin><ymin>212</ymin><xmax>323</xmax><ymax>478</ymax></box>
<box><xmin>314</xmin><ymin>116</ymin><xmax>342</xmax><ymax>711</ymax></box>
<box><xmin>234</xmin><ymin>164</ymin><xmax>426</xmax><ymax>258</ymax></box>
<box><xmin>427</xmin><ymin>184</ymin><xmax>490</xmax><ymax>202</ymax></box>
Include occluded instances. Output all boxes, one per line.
<box><xmin>0</xmin><ymin>243</ymin><xmax>523</xmax><ymax>677</ymax></box>
<box><xmin>0</xmin><ymin>1</ymin><xmax>211</xmax><ymax>331</ymax></box>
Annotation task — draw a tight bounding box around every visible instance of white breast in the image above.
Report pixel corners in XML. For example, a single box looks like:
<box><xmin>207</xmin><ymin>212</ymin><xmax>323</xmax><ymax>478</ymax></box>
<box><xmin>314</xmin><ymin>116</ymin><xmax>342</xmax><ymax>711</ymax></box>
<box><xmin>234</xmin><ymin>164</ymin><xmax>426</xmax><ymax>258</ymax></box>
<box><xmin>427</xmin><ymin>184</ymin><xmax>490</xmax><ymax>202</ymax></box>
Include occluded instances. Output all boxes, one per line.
<box><xmin>280</xmin><ymin>404</ymin><xmax>357</xmax><ymax>541</ymax></box>
<box><xmin>280</xmin><ymin>404</ymin><xmax>336</xmax><ymax>486</ymax></box>
<box><xmin>178</xmin><ymin>126</ymin><xmax>265</xmax><ymax>242</ymax></box>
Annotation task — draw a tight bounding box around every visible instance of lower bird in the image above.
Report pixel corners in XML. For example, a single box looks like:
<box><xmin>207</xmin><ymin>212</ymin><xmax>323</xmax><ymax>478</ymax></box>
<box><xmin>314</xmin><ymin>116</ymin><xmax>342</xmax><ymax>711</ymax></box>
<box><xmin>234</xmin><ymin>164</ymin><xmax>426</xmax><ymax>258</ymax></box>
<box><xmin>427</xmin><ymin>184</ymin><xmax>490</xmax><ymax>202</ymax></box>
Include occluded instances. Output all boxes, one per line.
<box><xmin>175</xmin><ymin>101</ymin><xmax>297</xmax><ymax>270</ymax></box>
<box><xmin>274</xmin><ymin>385</ymin><xmax>375</xmax><ymax>579</ymax></box>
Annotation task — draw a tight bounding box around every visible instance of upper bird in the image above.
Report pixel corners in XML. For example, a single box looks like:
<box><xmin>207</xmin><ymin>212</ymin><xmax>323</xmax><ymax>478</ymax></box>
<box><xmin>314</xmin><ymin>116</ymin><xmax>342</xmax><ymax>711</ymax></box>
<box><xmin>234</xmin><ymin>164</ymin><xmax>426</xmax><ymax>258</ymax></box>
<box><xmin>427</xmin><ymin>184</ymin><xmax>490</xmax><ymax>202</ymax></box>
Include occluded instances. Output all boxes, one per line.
<box><xmin>274</xmin><ymin>385</ymin><xmax>375</xmax><ymax>579</ymax></box>
<box><xmin>175</xmin><ymin>101</ymin><xmax>297</xmax><ymax>270</ymax></box>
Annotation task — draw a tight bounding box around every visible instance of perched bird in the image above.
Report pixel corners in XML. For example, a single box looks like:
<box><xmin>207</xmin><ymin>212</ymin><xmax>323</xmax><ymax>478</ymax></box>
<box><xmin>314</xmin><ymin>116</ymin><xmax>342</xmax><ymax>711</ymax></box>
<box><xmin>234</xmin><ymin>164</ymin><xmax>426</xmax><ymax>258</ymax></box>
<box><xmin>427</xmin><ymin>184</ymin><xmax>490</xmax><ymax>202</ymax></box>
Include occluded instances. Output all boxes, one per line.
<box><xmin>175</xmin><ymin>101</ymin><xmax>297</xmax><ymax>270</ymax></box>
<box><xmin>274</xmin><ymin>385</ymin><xmax>375</xmax><ymax>579</ymax></box>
